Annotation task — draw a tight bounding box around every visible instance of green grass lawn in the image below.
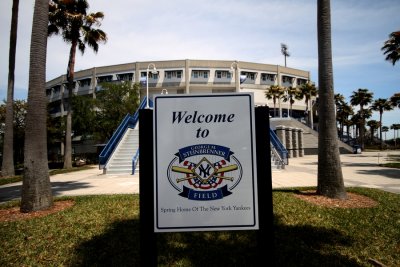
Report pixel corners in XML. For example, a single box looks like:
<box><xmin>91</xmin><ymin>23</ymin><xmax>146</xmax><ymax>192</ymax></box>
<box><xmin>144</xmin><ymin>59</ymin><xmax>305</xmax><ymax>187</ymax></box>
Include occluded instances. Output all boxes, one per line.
<box><xmin>1</xmin><ymin>187</ymin><xmax>399</xmax><ymax>266</ymax></box>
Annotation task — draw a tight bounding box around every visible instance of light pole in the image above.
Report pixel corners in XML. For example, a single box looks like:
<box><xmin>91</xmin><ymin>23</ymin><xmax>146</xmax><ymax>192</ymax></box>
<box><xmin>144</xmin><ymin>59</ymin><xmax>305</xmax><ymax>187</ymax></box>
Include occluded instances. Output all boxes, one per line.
<box><xmin>230</xmin><ymin>61</ymin><xmax>240</xmax><ymax>92</ymax></box>
<box><xmin>146</xmin><ymin>63</ymin><xmax>157</xmax><ymax>108</ymax></box>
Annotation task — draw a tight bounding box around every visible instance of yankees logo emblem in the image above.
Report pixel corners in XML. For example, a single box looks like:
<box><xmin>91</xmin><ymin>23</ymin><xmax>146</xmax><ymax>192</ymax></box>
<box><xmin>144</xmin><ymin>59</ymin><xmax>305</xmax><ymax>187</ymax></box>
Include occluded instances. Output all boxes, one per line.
<box><xmin>167</xmin><ymin>144</ymin><xmax>243</xmax><ymax>200</ymax></box>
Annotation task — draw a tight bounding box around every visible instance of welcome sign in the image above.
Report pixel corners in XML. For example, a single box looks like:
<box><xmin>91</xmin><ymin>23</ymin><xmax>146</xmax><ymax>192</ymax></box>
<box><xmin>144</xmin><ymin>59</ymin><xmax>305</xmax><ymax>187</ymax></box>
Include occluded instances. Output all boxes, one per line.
<box><xmin>154</xmin><ymin>93</ymin><xmax>258</xmax><ymax>232</ymax></box>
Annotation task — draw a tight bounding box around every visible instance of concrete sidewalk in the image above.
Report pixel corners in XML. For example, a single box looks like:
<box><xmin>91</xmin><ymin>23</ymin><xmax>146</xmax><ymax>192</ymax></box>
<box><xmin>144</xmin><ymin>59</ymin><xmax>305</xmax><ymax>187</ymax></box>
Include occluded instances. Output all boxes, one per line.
<box><xmin>1</xmin><ymin>151</ymin><xmax>399</xmax><ymax>203</ymax></box>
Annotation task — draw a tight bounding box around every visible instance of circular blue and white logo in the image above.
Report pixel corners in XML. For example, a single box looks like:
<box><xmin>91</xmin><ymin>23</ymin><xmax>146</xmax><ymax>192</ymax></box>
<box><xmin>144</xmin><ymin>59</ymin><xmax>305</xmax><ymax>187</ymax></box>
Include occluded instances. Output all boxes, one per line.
<box><xmin>167</xmin><ymin>144</ymin><xmax>243</xmax><ymax>201</ymax></box>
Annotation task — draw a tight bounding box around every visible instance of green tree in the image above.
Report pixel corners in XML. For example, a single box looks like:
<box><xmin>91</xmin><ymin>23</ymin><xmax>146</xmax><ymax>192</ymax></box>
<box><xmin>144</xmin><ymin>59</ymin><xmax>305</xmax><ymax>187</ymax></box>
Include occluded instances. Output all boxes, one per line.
<box><xmin>265</xmin><ymin>85</ymin><xmax>285</xmax><ymax>117</ymax></box>
<box><xmin>381</xmin><ymin>30</ymin><xmax>400</xmax><ymax>66</ymax></box>
<box><xmin>350</xmin><ymin>88</ymin><xmax>373</xmax><ymax>150</ymax></box>
<box><xmin>370</xmin><ymin>98</ymin><xmax>393</xmax><ymax>148</ymax></box>
<box><xmin>316</xmin><ymin>0</ymin><xmax>346</xmax><ymax>199</ymax></box>
<box><xmin>297</xmin><ymin>82</ymin><xmax>317</xmax><ymax>128</ymax></box>
<box><xmin>94</xmin><ymin>82</ymin><xmax>140</xmax><ymax>141</ymax></box>
<box><xmin>71</xmin><ymin>95</ymin><xmax>96</xmax><ymax>139</ymax></box>
<box><xmin>48</xmin><ymin>0</ymin><xmax>107</xmax><ymax>169</ymax></box>
<box><xmin>2</xmin><ymin>0</ymin><xmax>19</xmax><ymax>177</ymax></box>
<box><xmin>21</xmin><ymin>0</ymin><xmax>53</xmax><ymax>212</ymax></box>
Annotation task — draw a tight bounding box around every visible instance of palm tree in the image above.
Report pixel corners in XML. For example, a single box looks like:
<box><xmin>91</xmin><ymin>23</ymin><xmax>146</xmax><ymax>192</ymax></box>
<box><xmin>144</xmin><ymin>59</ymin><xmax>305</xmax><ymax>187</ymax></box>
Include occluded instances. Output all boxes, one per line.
<box><xmin>367</xmin><ymin>120</ymin><xmax>380</xmax><ymax>143</ymax></box>
<box><xmin>370</xmin><ymin>98</ymin><xmax>393</xmax><ymax>149</ymax></box>
<box><xmin>350</xmin><ymin>88</ymin><xmax>373</xmax><ymax>150</ymax></box>
<box><xmin>381</xmin><ymin>30</ymin><xmax>400</xmax><ymax>66</ymax></box>
<box><xmin>21</xmin><ymin>0</ymin><xmax>53</xmax><ymax>212</ymax></box>
<box><xmin>1</xmin><ymin>0</ymin><xmax>19</xmax><ymax>177</ymax></box>
<box><xmin>265</xmin><ymin>85</ymin><xmax>285</xmax><ymax>117</ymax></box>
<box><xmin>336</xmin><ymin>102</ymin><xmax>353</xmax><ymax>141</ymax></box>
<box><xmin>282</xmin><ymin>86</ymin><xmax>298</xmax><ymax>117</ymax></box>
<box><xmin>391</xmin><ymin>124</ymin><xmax>400</xmax><ymax>148</ymax></box>
<box><xmin>297</xmin><ymin>82</ymin><xmax>317</xmax><ymax>128</ymax></box>
<box><xmin>382</xmin><ymin>126</ymin><xmax>389</xmax><ymax>142</ymax></box>
<box><xmin>48</xmin><ymin>0</ymin><xmax>107</xmax><ymax>169</ymax></box>
<box><xmin>316</xmin><ymin>0</ymin><xmax>346</xmax><ymax>199</ymax></box>
<box><xmin>390</xmin><ymin>92</ymin><xmax>400</xmax><ymax>108</ymax></box>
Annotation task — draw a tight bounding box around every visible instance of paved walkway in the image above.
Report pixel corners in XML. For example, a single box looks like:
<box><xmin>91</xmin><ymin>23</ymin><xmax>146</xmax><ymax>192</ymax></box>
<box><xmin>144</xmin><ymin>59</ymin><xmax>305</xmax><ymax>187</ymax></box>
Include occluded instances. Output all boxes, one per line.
<box><xmin>1</xmin><ymin>151</ymin><xmax>399</xmax><ymax>203</ymax></box>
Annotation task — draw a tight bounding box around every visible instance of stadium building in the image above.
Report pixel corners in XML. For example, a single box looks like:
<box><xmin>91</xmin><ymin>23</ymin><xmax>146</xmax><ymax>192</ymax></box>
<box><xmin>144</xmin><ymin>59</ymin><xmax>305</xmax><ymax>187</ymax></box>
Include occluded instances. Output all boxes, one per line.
<box><xmin>45</xmin><ymin>59</ymin><xmax>312</xmax><ymax>118</ymax></box>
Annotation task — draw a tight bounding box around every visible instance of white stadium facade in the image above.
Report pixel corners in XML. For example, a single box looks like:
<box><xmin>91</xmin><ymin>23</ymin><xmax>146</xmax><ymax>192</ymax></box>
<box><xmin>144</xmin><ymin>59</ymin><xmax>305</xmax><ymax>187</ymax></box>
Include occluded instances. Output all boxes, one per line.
<box><xmin>45</xmin><ymin>59</ymin><xmax>312</xmax><ymax>118</ymax></box>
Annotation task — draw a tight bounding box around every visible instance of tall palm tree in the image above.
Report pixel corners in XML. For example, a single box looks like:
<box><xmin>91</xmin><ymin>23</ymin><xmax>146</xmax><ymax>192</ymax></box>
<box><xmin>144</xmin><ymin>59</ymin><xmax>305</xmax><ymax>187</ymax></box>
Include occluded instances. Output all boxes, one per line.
<box><xmin>390</xmin><ymin>92</ymin><xmax>400</xmax><ymax>108</ymax></box>
<box><xmin>265</xmin><ymin>85</ymin><xmax>285</xmax><ymax>117</ymax></box>
<box><xmin>391</xmin><ymin>124</ymin><xmax>400</xmax><ymax>148</ymax></box>
<box><xmin>282</xmin><ymin>86</ymin><xmax>298</xmax><ymax>117</ymax></box>
<box><xmin>370</xmin><ymin>98</ymin><xmax>393</xmax><ymax>148</ymax></box>
<box><xmin>48</xmin><ymin>0</ymin><xmax>107</xmax><ymax>169</ymax></box>
<box><xmin>382</xmin><ymin>126</ymin><xmax>389</xmax><ymax>142</ymax></box>
<box><xmin>336</xmin><ymin>102</ymin><xmax>353</xmax><ymax>141</ymax></box>
<box><xmin>350</xmin><ymin>88</ymin><xmax>373</xmax><ymax>150</ymax></box>
<box><xmin>2</xmin><ymin>0</ymin><xmax>19</xmax><ymax>177</ymax></box>
<box><xmin>316</xmin><ymin>0</ymin><xmax>346</xmax><ymax>199</ymax></box>
<box><xmin>334</xmin><ymin>93</ymin><xmax>345</xmax><ymax>133</ymax></box>
<box><xmin>367</xmin><ymin>120</ymin><xmax>380</xmax><ymax>143</ymax></box>
<box><xmin>21</xmin><ymin>0</ymin><xmax>53</xmax><ymax>212</ymax></box>
<box><xmin>297</xmin><ymin>82</ymin><xmax>317</xmax><ymax>128</ymax></box>
<box><xmin>381</xmin><ymin>30</ymin><xmax>400</xmax><ymax>66</ymax></box>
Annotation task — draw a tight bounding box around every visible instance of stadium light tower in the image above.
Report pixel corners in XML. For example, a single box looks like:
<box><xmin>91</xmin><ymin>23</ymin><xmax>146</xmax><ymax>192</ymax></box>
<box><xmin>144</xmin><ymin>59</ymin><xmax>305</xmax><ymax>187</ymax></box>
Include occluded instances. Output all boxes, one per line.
<box><xmin>281</xmin><ymin>43</ymin><xmax>290</xmax><ymax>67</ymax></box>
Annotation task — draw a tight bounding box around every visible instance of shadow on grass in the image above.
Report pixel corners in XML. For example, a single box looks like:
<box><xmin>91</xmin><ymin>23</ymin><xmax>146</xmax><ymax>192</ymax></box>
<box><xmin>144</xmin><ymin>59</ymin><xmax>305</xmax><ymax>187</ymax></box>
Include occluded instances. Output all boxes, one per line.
<box><xmin>356</xmin><ymin>168</ymin><xmax>400</xmax><ymax>179</ymax></box>
<box><xmin>70</xmin><ymin>215</ymin><xmax>361</xmax><ymax>266</ymax></box>
<box><xmin>0</xmin><ymin>181</ymin><xmax>93</xmax><ymax>203</ymax></box>
<box><xmin>71</xmin><ymin>219</ymin><xmax>141</xmax><ymax>266</ymax></box>
<box><xmin>273</xmin><ymin>214</ymin><xmax>361</xmax><ymax>266</ymax></box>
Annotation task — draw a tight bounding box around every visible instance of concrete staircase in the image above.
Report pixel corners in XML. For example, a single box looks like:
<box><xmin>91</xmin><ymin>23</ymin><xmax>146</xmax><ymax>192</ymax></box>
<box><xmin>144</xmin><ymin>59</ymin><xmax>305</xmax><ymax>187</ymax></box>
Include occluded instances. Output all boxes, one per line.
<box><xmin>104</xmin><ymin>127</ymin><xmax>139</xmax><ymax>174</ymax></box>
<box><xmin>271</xmin><ymin>149</ymin><xmax>285</xmax><ymax>171</ymax></box>
<box><xmin>270</xmin><ymin>118</ymin><xmax>353</xmax><ymax>155</ymax></box>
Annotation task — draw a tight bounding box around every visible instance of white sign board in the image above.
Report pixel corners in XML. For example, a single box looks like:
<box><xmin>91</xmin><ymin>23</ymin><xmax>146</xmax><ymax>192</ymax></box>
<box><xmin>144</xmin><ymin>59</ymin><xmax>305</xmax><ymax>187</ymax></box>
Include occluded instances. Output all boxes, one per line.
<box><xmin>154</xmin><ymin>93</ymin><xmax>258</xmax><ymax>232</ymax></box>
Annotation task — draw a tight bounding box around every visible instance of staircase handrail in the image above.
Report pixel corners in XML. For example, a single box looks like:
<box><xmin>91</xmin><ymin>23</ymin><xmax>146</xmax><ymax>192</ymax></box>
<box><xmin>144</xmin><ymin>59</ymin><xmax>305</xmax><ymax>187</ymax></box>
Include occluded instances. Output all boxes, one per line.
<box><xmin>132</xmin><ymin>148</ymin><xmax>140</xmax><ymax>175</ymax></box>
<box><xmin>99</xmin><ymin>97</ymin><xmax>148</xmax><ymax>169</ymax></box>
<box><xmin>270</xmin><ymin>128</ymin><xmax>288</xmax><ymax>165</ymax></box>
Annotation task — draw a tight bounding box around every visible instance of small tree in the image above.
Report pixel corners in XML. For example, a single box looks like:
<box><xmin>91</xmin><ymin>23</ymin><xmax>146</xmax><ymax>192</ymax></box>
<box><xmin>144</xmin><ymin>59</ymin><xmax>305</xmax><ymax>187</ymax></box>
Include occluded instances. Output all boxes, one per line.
<box><xmin>350</xmin><ymin>88</ymin><xmax>373</xmax><ymax>150</ymax></box>
<box><xmin>94</xmin><ymin>82</ymin><xmax>140</xmax><ymax>142</ymax></box>
<box><xmin>297</xmin><ymin>82</ymin><xmax>317</xmax><ymax>128</ymax></box>
<box><xmin>371</xmin><ymin>98</ymin><xmax>393</xmax><ymax>149</ymax></box>
<box><xmin>265</xmin><ymin>85</ymin><xmax>285</xmax><ymax>117</ymax></box>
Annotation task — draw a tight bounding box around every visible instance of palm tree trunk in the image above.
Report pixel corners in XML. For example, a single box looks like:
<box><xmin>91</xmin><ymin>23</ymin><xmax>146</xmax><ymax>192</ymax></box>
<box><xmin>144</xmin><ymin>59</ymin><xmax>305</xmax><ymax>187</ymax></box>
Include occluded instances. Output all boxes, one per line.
<box><xmin>21</xmin><ymin>0</ymin><xmax>53</xmax><ymax>212</ymax></box>
<box><xmin>63</xmin><ymin>41</ymin><xmax>77</xmax><ymax>169</ymax></box>
<box><xmin>317</xmin><ymin>0</ymin><xmax>346</xmax><ymax>199</ymax></box>
<box><xmin>2</xmin><ymin>0</ymin><xmax>19</xmax><ymax>177</ymax></box>
<box><xmin>379</xmin><ymin>112</ymin><xmax>383</xmax><ymax>149</ymax></box>
<box><xmin>359</xmin><ymin>106</ymin><xmax>365</xmax><ymax>150</ymax></box>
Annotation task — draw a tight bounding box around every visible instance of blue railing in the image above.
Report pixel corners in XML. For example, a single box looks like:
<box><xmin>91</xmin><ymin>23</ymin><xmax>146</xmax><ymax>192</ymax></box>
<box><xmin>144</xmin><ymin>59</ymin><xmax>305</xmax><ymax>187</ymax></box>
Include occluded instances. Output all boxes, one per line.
<box><xmin>99</xmin><ymin>97</ymin><xmax>150</xmax><ymax>169</ymax></box>
<box><xmin>269</xmin><ymin>128</ymin><xmax>288</xmax><ymax>165</ymax></box>
<box><xmin>132</xmin><ymin>148</ymin><xmax>140</xmax><ymax>174</ymax></box>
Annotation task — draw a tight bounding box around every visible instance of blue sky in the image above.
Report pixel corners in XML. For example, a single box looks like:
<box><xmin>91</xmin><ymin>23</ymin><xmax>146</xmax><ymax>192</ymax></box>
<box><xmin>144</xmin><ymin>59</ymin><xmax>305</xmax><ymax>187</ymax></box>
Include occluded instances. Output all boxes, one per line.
<box><xmin>0</xmin><ymin>0</ymin><xmax>399</xmax><ymax>138</ymax></box>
